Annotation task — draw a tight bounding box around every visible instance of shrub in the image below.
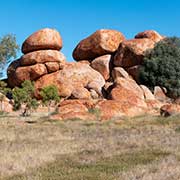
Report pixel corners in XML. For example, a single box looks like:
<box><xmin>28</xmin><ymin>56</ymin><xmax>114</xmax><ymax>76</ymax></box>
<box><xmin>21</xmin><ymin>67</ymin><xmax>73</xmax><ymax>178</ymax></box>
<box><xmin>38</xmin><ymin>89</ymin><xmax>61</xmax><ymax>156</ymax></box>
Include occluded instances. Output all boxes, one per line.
<box><xmin>12</xmin><ymin>80</ymin><xmax>38</xmax><ymax>116</ymax></box>
<box><xmin>139</xmin><ymin>37</ymin><xmax>180</xmax><ymax>98</ymax></box>
<box><xmin>40</xmin><ymin>85</ymin><xmax>60</xmax><ymax>115</ymax></box>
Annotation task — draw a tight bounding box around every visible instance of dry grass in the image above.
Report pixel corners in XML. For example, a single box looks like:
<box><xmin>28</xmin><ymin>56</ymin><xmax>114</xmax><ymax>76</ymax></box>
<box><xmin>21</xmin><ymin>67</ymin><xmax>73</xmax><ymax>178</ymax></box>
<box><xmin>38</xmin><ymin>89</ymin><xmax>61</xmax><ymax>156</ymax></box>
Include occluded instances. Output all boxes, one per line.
<box><xmin>0</xmin><ymin>113</ymin><xmax>180</xmax><ymax>179</ymax></box>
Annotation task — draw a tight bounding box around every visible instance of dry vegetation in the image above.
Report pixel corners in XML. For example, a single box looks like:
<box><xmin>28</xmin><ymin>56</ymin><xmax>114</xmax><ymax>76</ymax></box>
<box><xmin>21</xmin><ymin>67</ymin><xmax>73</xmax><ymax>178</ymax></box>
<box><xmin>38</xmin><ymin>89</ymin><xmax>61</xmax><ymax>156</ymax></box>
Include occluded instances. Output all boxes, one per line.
<box><xmin>0</xmin><ymin>113</ymin><xmax>180</xmax><ymax>180</ymax></box>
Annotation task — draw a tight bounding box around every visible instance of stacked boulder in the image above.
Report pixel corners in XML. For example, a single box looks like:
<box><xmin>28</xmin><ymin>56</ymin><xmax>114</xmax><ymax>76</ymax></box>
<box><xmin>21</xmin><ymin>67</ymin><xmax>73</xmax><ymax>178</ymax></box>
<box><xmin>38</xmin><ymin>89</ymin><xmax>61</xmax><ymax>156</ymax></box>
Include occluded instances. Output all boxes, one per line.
<box><xmin>7</xmin><ymin>28</ymin><xmax>106</xmax><ymax>100</ymax></box>
<box><xmin>7</xmin><ymin>28</ymin><xmax>66</xmax><ymax>88</ymax></box>
<box><xmin>7</xmin><ymin>28</ymin><xmax>170</xmax><ymax>120</ymax></box>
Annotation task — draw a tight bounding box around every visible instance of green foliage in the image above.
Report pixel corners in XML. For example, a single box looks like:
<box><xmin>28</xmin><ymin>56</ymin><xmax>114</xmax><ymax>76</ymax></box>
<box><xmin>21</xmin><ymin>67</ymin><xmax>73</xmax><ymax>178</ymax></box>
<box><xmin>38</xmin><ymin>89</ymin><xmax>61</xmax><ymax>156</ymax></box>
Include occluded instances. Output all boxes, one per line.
<box><xmin>139</xmin><ymin>37</ymin><xmax>180</xmax><ymax>98</ymax></box>
<box><xmin>12</xmin><ymin>80</ymin><xmax>38</xmax><ymax>115</ymax></box>
<box><xmin>40</xmin><ymin>85</ymin><xmax>60</xmax><ymax>115</ymax></box>
<box><xmin>40</xmin><ymin>85</ymin><xmax>60</xmax><ymax>106</ymax></box>
<box><xmin>0</xmin><ymin>34</ymin><xmax>19</xmax><ymax>77</ymax></box>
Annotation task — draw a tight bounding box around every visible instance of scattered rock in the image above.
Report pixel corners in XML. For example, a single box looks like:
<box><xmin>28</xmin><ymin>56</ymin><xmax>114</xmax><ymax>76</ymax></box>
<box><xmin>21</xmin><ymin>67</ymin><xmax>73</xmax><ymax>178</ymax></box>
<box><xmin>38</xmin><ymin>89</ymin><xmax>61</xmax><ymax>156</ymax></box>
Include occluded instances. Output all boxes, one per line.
<box><xmin>160</xmin><ymin>104</ymin><xmax>180</xmax><ymax>117</ymax></box>
<box><xmin>22</xmin><ymin>28</ymin><xmax>63</xmax><ymax>54</ymax></box>
<box><xmin>73</xmin><ymin>29</ymin><xmax>125</xmax><ymax>61</ymax></box>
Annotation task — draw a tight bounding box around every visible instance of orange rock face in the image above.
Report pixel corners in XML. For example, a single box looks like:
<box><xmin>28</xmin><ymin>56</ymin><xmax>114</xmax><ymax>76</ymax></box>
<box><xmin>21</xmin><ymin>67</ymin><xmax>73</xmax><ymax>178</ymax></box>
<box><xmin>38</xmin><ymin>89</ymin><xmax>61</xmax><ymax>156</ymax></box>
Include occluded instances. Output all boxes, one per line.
<box><xmin>135</xmin><ymin>30</ymin><xmax>164</xmax><ymax>43</ymax></box>
<box><xmin>51</xmin><ymin>100</ymin><xmax>97</xmax><ymax>120</ymax></box>
<box><xmin>96</xmin><ymin>100</ymin><xmax>146</xmax><ymax>120</ymax></box>
<box><xmin>45</xmin><ymin>62</ymin><xmax>60</xmax><ymax>73</ymax></box>
<box><xmin>113</xmin><ymin>77</ymin><xmax>145</xmax><ymax>100</ymax></box>
<box><xmin>73</xmin><ymin>29</ymin><xmax>125</xmax><ymax>61</ymax></box>
<box><xmin>112</xmin><ymin>67</ymin><xmax>130</xmax><ymax>80</ymax></box>
<box><xmin>140</xmin><ymin>85</ymin><xmax>155</xmax><ymax>100</ymax></box>
<box><xmin>154</xmin><ymin>86</ymin><xmax>167</xmax><ymax>102</ymax></box>
<box><xmin>34</xmin><ymin>62</ymin><xmax>105</xmax><ymax>99</ymax></box>
<box><xmin>22</xmin><ymin>28</ymin><xmax>63</xmax><ymax>54</ymax></box>
<box><xmin>91</xmin><ymin>54</ymin><xmax>112</xmax><ymax>80</ymax></box>
<box><xmin>160</xmin><ymin>104</ymin><xmax>180</xmax><ymax>117</ymax></box>
<box><xmin>114</xmin><ymin>38</ymin><xmax>155</xmax><ymax>68</ymax></box>
<box><xmin>20</xmin><ymin>50</ymin><xmax>66</xmax><ymax>66</ymax></box>
<box><xmin>15</xmin><ymin>64</ymin><xmax>47</xmax><ymax>85</ymax></box>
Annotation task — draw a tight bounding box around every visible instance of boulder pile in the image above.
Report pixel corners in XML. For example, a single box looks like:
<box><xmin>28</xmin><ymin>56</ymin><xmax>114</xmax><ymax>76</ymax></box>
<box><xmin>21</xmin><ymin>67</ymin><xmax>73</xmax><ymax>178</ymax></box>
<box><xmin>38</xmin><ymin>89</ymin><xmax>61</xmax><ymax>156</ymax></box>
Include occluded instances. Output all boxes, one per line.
<box><xmin>7</xmin><ymin>28</ymin><xmax>175</xmax><ymax>120</ymax></box>
<box><xmin>7</xmin><ymin>28</ymin><xmax>66</xmax><ymax>87</ymax></box>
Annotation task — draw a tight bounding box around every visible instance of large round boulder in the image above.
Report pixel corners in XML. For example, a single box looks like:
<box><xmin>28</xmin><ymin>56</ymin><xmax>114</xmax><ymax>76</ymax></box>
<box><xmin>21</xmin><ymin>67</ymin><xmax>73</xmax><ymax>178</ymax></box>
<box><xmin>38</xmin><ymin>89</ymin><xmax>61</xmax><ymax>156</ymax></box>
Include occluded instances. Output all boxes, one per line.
<box><xmin>114</xmin><ymin>38</ymin><xmax>155</xmax><ymax>68</ymax></box>
<box><xmin>22</xmin><ymin>28</ymin><xmax>63</xmax><ymax>54</ymax></box>
<box><xmin>20</xmin><ymin>50</ymin><xmax>66</xmax><ymax>66</ymax></box>
<box><xmin>73</xmin><ymin>29</ymin><xmax>125</xmax><ymax>61</ymax></box>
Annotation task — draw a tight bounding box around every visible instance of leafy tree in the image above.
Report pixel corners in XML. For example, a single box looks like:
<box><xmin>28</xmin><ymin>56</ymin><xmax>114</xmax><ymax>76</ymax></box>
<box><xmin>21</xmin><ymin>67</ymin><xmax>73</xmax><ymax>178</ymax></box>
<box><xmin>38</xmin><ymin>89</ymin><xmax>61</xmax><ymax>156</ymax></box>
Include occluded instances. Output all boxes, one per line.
<box><xmin>40</xmin><ymin>85</ymin><xmax>60</xmax><ymax>115</ymax></box>
<box><xmin>139</xmin><ymin>37</ymin><xmax>180</xmax><ymax>98</ymax></box>
<box><xmin>12</xmin><ymin>80</ymin><xmax>38</xmax><ymax>116</ymax></box>
<box><xmin>0</xmin><ymin>34</ymin><xmax>19</xmax><ymax>78</ymax></box>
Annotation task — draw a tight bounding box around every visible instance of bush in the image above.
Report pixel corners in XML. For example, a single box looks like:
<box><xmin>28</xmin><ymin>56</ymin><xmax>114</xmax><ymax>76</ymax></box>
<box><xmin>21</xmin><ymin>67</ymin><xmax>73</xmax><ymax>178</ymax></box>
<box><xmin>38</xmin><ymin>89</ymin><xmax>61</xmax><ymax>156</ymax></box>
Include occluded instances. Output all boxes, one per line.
<box><xmin>12</xmin><ymin>80</ymin><xmax>38</xmax><ymax>116</ymax></box>
<box><xmin>40</xmin><ymin>85</ymin><xmax>60</xmax><ymax>115</ymax></box>
<box><xmin>139</xmin><ymin>37</ymin><xmax>180</xmax><ymax>98</ymax></box>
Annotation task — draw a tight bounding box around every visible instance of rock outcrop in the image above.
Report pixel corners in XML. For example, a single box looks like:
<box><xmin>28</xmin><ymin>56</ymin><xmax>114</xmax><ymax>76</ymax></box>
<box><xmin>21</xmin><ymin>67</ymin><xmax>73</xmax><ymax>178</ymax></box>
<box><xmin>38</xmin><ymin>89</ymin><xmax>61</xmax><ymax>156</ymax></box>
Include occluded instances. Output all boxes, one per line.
<box><xmin>7</xmin><ymin>28</ymin><xmax>66</xmax><ymax>88</ymax></box>
<box><xmin>34</xmin><ymin>62</ymin><xmax>105</xmax><ymax>99</ymax></box>
<box><xmin>7</xmin><ymin>28</ymin><xmax>172</xmax><ymax>120</ymax></box>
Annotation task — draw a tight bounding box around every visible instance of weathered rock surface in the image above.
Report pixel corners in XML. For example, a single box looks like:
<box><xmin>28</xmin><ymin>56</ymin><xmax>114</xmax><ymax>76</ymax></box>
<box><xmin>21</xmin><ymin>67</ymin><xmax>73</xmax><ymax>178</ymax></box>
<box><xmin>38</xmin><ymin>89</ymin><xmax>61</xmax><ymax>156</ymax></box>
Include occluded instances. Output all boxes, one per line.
<box><xmin>0</xmin><ymin>93</ymin><xmax>13</xmax><ymax>112</ymax></box>
<box><xmin>126</xmin><ymin>65</ymin><xmax>141</xmax><ymax>83</ymax></box>
<box><xmin>112</xmin><ymin>67</ymin><xmax>130</xmax><ymax>80</ymax></box>
<box><xmin>135</xmin><ymin>30</ymin><xmax>164</xmax><ymax>43</ymax></box>
<box><xmin>96</xmin><ymin>100</ymin><xmax>146</xmax><ymax>120</ymax></box>
<box><xmin>22</xmin><ymin>28</ymin><xmax>63</xmax><ymax>54</ymax></box>
<box><xmin>20</xmin><ymin>50</ymin><xmax>66</xmax><ymax>66</ymax></box>
<box><xmin>160</xmin><ymin>104</ymin><xmax>180</xmax><ymax>117</ymax></box>
<box><xmin>15</xmin><ymin>64</ymin><xmax>48</xmax><ymax>85</ymax></box>
<box><xmin>91</xmin><ymin>54</ymin><xmax>112</xmax><ymax>80</ymax></box>
<box><xmin>140</xmin><ymin>85</ymin><xmax>155</xmax><ymax>100</ymax></box>
<box><xmin>112</xmin><ymin>77</ymin><xmax>145</xmax><ymax>100</ymax></box>
<box><xmin>114</xmin><ymin>38</ymin><xmax>155</xmax><ymax>68</ymax></box>
<box><xmin>51</xmin><ymin>100</ymin><xmax>97</xmax><ymax>120</ymax></box>
<box><xmin>45</xmin><ymin>62</ymin><xmax>60</xmax><ymax>73</ymax></box>
<box><xmin>154</xmin><ymin>86</ymin><xmax>168</xmax><ymax>102</ymax></box>
<box><xmin>35</xmin><ymin>62</ymin><xmax>105</xmax><ymax>99</ymax></box>
<box><xmin>73</xmin><ymin>29</ymin><xmax>125</xmax><ymax>61</ymax></box>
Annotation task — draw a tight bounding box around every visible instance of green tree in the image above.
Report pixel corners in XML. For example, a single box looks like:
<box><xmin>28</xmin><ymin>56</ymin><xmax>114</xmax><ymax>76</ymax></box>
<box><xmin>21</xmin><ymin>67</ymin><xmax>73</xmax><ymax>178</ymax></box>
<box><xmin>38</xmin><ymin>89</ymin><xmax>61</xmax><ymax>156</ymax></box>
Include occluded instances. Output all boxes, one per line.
<box><xmin>12</xmin><ymin>80</ymin><xmax>38</xmax><ymax>116</ymax></box>
<box><xmin>40</xmin><ymin>85</ymin><xmax>60</xmax><ymax>115</ymax></box>
<box><xmin>139</xmin><ymin>37</ymin><xmax>180</xmax><ymax>98</ymax></box>
<box><xmin>0</xmin><ymin>34</ymin><xmax>19</xmax><ymax>78</ymax></box>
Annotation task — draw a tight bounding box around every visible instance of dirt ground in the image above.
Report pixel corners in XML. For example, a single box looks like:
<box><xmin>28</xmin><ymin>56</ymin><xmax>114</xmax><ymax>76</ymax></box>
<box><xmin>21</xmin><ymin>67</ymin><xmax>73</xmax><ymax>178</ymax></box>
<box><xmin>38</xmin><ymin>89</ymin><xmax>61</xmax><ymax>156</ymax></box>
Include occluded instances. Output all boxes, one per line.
<box><xmin>0</xmin><ymin>113</ymin><xmax>180</xmax><ymax>180</ymax></box>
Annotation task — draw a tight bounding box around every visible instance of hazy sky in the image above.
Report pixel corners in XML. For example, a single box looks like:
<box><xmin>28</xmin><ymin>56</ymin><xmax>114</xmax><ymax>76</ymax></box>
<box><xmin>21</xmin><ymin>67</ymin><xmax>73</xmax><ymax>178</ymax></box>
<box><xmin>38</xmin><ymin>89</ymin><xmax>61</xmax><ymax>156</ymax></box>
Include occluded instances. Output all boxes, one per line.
<box><xmin>0</xmin><ymin>0</ymin><xmax>180</xmax><ymax>62</ymax></box>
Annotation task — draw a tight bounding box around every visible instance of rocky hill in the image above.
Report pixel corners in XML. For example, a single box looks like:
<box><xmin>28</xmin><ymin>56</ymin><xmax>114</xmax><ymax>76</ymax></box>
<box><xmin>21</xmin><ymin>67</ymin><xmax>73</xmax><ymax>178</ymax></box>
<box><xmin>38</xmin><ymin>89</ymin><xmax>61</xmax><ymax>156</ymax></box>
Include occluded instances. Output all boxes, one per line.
<box><xmin>6</xmin><ymin>28</ymin><xmax>179</xmax><ymax>120</ymax></box>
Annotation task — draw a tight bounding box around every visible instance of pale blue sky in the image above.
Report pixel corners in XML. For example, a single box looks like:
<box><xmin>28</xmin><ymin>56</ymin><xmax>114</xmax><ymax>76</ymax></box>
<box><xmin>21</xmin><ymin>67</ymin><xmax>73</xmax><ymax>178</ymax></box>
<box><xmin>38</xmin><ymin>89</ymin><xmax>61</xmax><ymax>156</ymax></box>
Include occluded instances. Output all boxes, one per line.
<box><xmin>0</xmin><ymin>0</ymin><xmax>180</xmax><ymax>62</ymax></box>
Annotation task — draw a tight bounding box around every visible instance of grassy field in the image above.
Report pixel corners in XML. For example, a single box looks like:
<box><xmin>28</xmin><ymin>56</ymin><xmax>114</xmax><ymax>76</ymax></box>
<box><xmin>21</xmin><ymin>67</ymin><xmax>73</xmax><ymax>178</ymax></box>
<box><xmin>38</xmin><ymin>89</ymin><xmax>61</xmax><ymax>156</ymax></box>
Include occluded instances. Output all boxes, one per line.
<box><xmin>0</xmin><ymin>113</ymin><xmax>180</xmax><ymax>180</ymax></box>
